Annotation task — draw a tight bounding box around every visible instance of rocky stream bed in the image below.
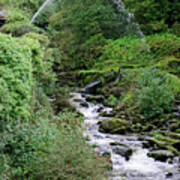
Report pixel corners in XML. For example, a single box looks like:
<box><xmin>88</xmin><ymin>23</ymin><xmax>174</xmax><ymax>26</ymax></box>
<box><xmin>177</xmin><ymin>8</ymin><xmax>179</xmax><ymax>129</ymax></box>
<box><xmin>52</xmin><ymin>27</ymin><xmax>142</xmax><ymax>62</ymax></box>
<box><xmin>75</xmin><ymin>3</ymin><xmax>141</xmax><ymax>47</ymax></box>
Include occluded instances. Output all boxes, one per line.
<box><xmin>70</xmin><ymin>89</ymin><xmax>180</xmax><ymax>180</ymax></box>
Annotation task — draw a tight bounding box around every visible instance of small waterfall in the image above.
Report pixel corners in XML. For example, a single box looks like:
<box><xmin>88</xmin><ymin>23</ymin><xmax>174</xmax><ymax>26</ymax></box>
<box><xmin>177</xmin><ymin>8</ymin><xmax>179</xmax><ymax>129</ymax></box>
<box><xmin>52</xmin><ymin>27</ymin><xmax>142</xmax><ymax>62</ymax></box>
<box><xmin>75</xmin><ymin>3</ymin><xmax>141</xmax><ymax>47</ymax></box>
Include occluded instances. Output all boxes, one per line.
<box><xmin>30</xmin><ymin>0</ymin><xmax>53</xmax><ymax>24</ymax></box>
<box><xmin>112</xmin><ymin>0</ymin><xmax>144</xmax><ymax>38</ymax></box>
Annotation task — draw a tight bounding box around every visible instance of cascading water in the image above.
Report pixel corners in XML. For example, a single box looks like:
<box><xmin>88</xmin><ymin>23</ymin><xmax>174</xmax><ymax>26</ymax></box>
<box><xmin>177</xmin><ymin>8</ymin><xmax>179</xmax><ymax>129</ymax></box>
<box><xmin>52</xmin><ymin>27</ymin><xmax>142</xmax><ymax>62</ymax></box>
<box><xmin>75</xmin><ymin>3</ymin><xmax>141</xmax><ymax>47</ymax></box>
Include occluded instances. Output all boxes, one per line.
<box><xmin>30</xmin><ymin>0</ymin><xmax>53</xmax><ymax>24</ymax></box>
<box><xmin>112</xmin><ymin>0</ymin><xmax>144</xmax><ymax>38</ymax></box>
<box><xmin>70</xmin><ymin>91</ymin><xmax>180</xmax><ymax>180</ymax></box>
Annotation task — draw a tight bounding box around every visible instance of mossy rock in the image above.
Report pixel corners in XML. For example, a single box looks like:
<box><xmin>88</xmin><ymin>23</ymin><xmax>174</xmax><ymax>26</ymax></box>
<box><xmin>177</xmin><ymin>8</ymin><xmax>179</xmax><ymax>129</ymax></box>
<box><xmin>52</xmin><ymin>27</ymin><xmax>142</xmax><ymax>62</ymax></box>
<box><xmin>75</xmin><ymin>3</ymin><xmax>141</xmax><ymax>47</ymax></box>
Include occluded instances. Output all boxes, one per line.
<box><xmin>148</xmin><ymin>150</ymin><xmax>174</xmax><ymax>162</ymax></box>
<box><xmin>99</xmin><ymin>118</ymin><xmax>131</xmax><ymax>134</ymax></box>
<box><xmin>169</xmin><ymin>122</ymin><xmax>180</xmax><ymax>131</ymax></box>
<box><xmin>110</xmin><ymin>142</ymin><xmax>128</xmax><ymax>147</ymax></box>
<box><xmin>112</xmin><ymin>146</ymin><xmax>133</xmax><ymax>160</ymax></box>
<box><xmin>143</xmin><ymin>138</ymin><xmax>166</xmax><ymax>150</ymax></box>
<box><xmin>175</xmin><ymin>129</ymin><xmax>180</xmax><ymax>133</ymax></box>
<box><xmin>167</xmin><ymin>145</ymin><xmax>179</xmax><ymax>156</ymax></box>
<box><xmin>151</xmin><ymin>118</ymin><xmax>167</xmax><ymax>127</ymax></box>
<box><xmin>144</xmin><ymin>135</ymin><xmax>180</xmax><ymax>156</ymax></box>
<box><xmin>99</xmin><ymin>111</ymin><xmax>115</xmax><ymax>117</ymax></box>
<box><xmin>143</xmin><ymin>124</ymin><xmax>156</xmax><ymax>132</ymax></box>
<box><xmin>86</xmin><ymin>95</ymin><xmax>104</xmax><ymax>103</ymax></box>
<box><xmin>156</xmin><ymin>135</ymin><xmax>179</xmax><ymax>144</ymax></box>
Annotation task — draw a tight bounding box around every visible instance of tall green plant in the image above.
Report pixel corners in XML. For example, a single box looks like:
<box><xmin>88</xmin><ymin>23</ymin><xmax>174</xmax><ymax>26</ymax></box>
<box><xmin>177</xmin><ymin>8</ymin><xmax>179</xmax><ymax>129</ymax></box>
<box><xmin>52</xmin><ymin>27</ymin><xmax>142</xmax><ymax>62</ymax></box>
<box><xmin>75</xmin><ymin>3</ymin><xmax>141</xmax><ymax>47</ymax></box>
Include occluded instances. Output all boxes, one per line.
<box><xmin>135</xmin><ymin>69</ymin><xmax>174</xmax><ymax>118</ymax></box>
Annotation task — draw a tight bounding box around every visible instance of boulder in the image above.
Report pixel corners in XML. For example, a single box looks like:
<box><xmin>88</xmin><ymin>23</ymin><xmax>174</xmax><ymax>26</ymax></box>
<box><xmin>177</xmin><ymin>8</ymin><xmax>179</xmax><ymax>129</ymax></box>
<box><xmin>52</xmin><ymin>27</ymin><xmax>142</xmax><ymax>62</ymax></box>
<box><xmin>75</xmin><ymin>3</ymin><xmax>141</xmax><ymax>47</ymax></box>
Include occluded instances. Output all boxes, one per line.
<box><xmin>148</xmin><ymin>150</ymin><xmax>174</xmax><ymax>162</ymax></box>
<box><xmin>172</xmin><ymin>142</ymin><xmax>180</xmax><ymax>151</ymax></box>
<box><xmin>103</xmin><ymin>71</ymin><xmax>116</xmax><ymax>82</ymax></box>
<box><xmin>80</xmin><ymin>101</ymin><xmax>89</xmax><ymax>108</ymax></box>
<box><xmin>99</xmin><ymin>118</ymin><xmax>131</xmax><ymax>134</ymax></box>
<box><xmin>110</xmin><ymin>142</ymin><xmax>128</xmax><ymax>147</ymax></box>
<box><xmin>86</xmin><ymin>95</ymin><xmax>104</xmax><ymax>103</ymax></box>
<box><xmin>112</xmin><ymin>146</ymin><xmax>133</xmax><ymax>160</ymax></box>
<box><xmin>99</xmin><ymin>111</ymin><xmax>115</xmax><ymax>117</ymax></box>
<box><xmin>143</xmin><ymin>137</ymin><xmax>165</xmax><ymax>150</ymax></box>
<box><xmin>84</xmin><ymin>80</ymin><xmax>102</xmax><ymax>94</ymax></box>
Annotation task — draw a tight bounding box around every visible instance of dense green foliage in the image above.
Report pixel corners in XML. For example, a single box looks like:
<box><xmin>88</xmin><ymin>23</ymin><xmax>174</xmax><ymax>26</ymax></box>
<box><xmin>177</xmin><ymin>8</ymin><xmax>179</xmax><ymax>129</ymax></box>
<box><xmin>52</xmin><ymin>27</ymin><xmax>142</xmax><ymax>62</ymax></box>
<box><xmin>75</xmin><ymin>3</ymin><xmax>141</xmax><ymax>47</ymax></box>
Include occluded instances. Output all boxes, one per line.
<box><xmin>0</xmin><ymin>33</ymin><xmax>34</xmax><ymax>127</ymax></box>
<box><xmin>0</xmin><ymin>32</ymin><xmax>108</xmax><ymax>179</ymax></box>
<box><xmin>124</xmin><ymin>0</ymin><xmax>180</xmax><ymax>35</ymax></box>
<box><xmin>49</xmin><ymin>0</ymin><xmax>144</xmax><ymax>70</ymax></box>
<box><xmin>96</xmin><ymin>36</ymin><xmax>150</xmax><ymax>69</ymax></box>
<box><xmin>1</xmin><ymin>0</ymin><xmax>43</xmax><ymax>15</ymax></box>
<box><xmin>135</xmin><ymin>69</ymin><xmax>174</xmax><ymax>118</ymax></box>
<box><xmin>146</xmin><ymin>33</ymin><xmax>180</xmax><ymax>59</ymax></box>
<box><xmin>49</xmin><ymin>0</ymin><xmax>117</xmax><ymax>70</ymax></box>
<box><xmin>93</xmin><ymin>33</ymin><xmax>180</xmax><ymax>71</ymax></box>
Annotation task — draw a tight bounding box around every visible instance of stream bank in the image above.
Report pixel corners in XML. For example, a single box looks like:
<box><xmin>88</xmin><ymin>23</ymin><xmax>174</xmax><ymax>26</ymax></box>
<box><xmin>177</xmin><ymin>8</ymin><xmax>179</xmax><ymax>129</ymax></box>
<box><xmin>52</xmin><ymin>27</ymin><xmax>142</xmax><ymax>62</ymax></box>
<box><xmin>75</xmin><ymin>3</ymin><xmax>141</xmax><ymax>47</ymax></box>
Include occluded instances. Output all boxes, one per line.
<box><xmin>70</xmin><ymin>83</ymin><xmax>180</xmax><ymax>180</ymax></box>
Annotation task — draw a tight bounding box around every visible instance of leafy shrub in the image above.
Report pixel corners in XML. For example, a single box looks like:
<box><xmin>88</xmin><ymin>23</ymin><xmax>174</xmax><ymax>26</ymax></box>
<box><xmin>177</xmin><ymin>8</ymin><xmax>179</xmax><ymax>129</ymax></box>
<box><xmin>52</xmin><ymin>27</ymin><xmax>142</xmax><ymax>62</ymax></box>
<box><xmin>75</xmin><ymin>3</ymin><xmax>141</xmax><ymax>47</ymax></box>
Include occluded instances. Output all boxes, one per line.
<box><xmin>1</xmin><ymin>0</ymin><xmax>43</xmax><ymax>16</ymax></box>
<box><xmin>124</xmin><ymin>0</ymin><xmax>180</xmax><ymax>35</ymax></box>
<box><xmin>169</xmin><ymin>22</ymin><xmax>180</xmax><ymax>37</ymax></box>
<box><xmin>5</xmin><ymin>8</ymin><xmax>29</xmax><ymax>23</ymax></box>
<box><xmin>22</xmin><ymin>32</ymin><xmax>56</xmax><ymax>93</ymax></box>
<box><xmin>96</xmin><ymin>36</ymin><xmax>151</xmax><ymax>68</ymax></box>
<box><xmin>0</xmin><ymin>33</ymin><xmax>34</xmax><ymax>126</ymax></box>
<box><xmin>0</xmin><ymin>33</ymin><xmax>48</xmax><ymax>178</ymax></box>
<box><xmin>146</xmin><ymin>33</ymin><xmax>180</xmax><ymax>59</ymax></box>
<box><xmin>135</xmin><ymin>69</ymin><xmax>174</xmax><ymax>118</ymax></box>
<box><xmin>0</xmin><ymin>33</ymin><xmax>108</xmax><ymax>180</ymax></box>
<box><xmin>0</xmin><ymin>33</ymin><xmax>35</xmax><ymax>177</ymax></box>
<box><xmin>0</xmin><ymin>22</ymin><xmax>42</xmax><ymax>36</ymax></box>
<box><xmin>27</xmin><ymin>111</ymin><xmax>108</xmax><ymax>180</ymax></box>
<box><xmin>93</xmin><ymin>33</ymin><xmax>180</xmax><ymax>70</ymax></box>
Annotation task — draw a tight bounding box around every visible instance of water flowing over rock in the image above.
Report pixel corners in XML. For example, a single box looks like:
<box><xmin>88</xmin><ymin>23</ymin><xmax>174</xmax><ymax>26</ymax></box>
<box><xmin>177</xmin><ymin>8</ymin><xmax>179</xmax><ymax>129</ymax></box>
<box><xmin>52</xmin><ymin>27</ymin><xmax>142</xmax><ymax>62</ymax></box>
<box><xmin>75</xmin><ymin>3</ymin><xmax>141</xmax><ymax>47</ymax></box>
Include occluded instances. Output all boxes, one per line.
<box><xmin>112</xmin><ymin>0</ymin><xmax>144</xmax><ymax>38</ymax></box>
<box><xmin>148</xmin><ymin>150</ymin><xmax>174</xmax><ymax>162</ymax></box>
<box><xmin>69</xmin><ymin>92</ymin><xmax>180</xmax><ymax>180</ymax></box>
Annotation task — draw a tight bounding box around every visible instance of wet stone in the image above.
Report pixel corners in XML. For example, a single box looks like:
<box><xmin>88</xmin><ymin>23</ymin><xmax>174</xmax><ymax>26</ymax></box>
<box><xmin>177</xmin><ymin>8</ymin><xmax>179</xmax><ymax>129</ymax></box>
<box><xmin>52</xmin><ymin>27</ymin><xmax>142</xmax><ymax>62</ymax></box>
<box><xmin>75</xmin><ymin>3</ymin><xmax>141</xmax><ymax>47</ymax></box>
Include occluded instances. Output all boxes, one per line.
<box><xmin>172</xmin><ymin>142</ymin><xmax>180</xmax><ymax>151</ymax></box>
<box><xmin>148</xmin><ymin>150</ymin><xmax>174</xmax><ymax>162</ymax></box>
<box><xmin>99</xmin><ymin>118</ymin><xmax>131</xmax><ymax>134</ymax></box>
<box><xmin>80</xmin><ymin>101</ymin><xmax>89</xmax><ymax>108</ymax></box>
<box><xmin>112</xmin><ymin>146</ymin><xmax>133</xmax><ymax>161</ymax></box>
<box><xmin>73</xmin><ymin>98</ymin><xmax>81</xmax><ymax>102</ymax></box>
<box><xmin>86</xmin><ymin>95</ymin><xmax>104</xmax><ymax>103</ymax></box>
<box><xmin>166</xmin><ymin>172</ymin><xmax>173</xmax><ymax>178</ymax></box>
<box><xmin>110</xmin><ymin>142</ymin><xmax>128</xmax><ymax>147</ymax></box>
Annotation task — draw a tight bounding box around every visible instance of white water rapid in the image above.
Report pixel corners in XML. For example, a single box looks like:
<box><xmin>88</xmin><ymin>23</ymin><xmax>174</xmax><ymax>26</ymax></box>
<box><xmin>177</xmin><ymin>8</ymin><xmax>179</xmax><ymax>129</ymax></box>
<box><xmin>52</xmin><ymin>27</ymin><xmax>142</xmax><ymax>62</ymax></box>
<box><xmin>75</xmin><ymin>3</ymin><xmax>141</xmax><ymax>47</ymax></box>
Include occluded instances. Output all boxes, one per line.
<box><xmin>70</xmin><ymin>91</ymin><xmax>180</xmax><ymax>180</ymax></box>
